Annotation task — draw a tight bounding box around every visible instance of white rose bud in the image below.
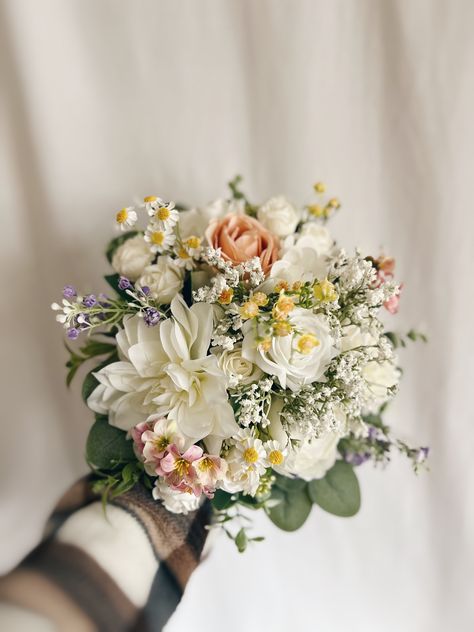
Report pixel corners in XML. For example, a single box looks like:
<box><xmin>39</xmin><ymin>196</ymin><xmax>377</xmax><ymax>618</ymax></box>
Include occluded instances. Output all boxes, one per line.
<box><xmin>215</xmin><ymin>344</ymin><xmax>263</xmax><ymax>388</ymax></box>
<box><xmin>138</xmin><ymin>257</ymin><xmax>185</xmax><ymax>304</ymax></box>
<box><xmin>111</xmin><ymin>235</ymin><xmax>153</xmax><ymax>281</ymax></box>
<box><xmin>340</xmin><ymin>324</ymin><xmax>378</xmax><ymax>352</ymax></box>
<box><xmin>362</xmin><ymin>360</ymin><xmax>400</xmax><ymax>410</ymax></box>
<box><xmin>257</xmin><ymin>196</ymin><xmax>300</xmax><ymax>237</ymax></box>
<box><xmin>298</xmin><ymin>223</ymin><xmax>334</xmax><ymax>256</ymax></box>
<box><xmin>281</xmin><ymin>432</ymin><xmax>340</xmax><ymax>481</ymax></box>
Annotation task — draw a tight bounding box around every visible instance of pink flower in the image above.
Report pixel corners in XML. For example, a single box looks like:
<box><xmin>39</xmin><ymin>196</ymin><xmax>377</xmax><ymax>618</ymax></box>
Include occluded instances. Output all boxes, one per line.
<box><xmin>160</xmin><ymin>444</ymin><xmax>204</xmax><ymax>494</ymax></box>
<box><xmin>205</xmin><ymin>213</ymin><xmax>280</xmax><ymax>276</ymax></box>
<box><xmin>194</xmin><ymin>455</ymin><xmax>228</xmax><ymax>497</ymax></box>
<box><xmin>384</xmin><ymin>285</ymin><xmax>403</xmax><ymax>314</ymax></box>
<box><xmin>130</xmin><ymin>420</ymin><xmax>154</xmax><ymax>458</ymax></box>
<box><xmin>377</xmin><ymin>256</ymin><xmax>396</xmax><ymax>275</ymax></box>
<box><xmin>133</xmin><ymin>415</ymin><xmax>185</xmax><ymax>475</ymax></box>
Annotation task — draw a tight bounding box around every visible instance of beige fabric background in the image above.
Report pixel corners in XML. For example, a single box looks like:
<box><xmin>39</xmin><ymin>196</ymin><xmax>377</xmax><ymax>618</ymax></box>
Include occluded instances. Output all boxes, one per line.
<box><xmin>1</xmin><ymin>1</ymin><xmax>473</xmax><ymax>630</ymax></box>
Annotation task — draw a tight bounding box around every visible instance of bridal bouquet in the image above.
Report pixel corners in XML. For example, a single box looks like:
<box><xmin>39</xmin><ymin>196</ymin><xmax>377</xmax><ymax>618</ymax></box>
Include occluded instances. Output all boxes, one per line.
<box><xmin>52</xmin><ymin>177</ymin><xmax>427</xmax><ymax>551</ymax></box>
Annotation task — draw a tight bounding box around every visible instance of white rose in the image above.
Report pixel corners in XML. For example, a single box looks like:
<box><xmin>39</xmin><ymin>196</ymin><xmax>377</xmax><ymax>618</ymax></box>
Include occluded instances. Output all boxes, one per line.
<box><xmin>152</xmin><ymin>479</ymin><xmax>201</xmax><ymax>514</ymax></box>
<box><xmin>257</xmin><ymin>196</ymin><xmax>301</xmax><ymax>237</ymax></box>
<box><xmin>138</xmin><ymin>257</ymin><xmax>184</xmax><ymax>304</ymax></box>
<box><xmin>297</xmin><ymin>223</ymin><xmax>334</xmax><ymax>256</ymax></box>
<box><xmin>280</xmin><ymin>432</ymin><xmax>340</xmax><ymax>481</ymax></box>
<box><xmin>340</xmin><ymin>324</ymin><xmax>378</xmax><ymax>352</ymax></box>
<box><xmin>214</xmin><ymin>344</ymin><xmax>263</xmax><ymax>388</ymax></box>
<box><xmin>111</xmin><ymin>235</ymin><xmax>153</xmax><ymax>281</ymax></box>
<box><xmin>242</xmin><ymin>308</ymin><xmax>336</xmax><ymax>391</ymax></box>
<box><xmin>362</xmin><ymin>360</ymin><xmax>400</xmax><ymax>409</ymax></box>
<box><xmin>265</xmin><ymin>246</ymin><xmax>328</xmax><ymax>289</ymax></box>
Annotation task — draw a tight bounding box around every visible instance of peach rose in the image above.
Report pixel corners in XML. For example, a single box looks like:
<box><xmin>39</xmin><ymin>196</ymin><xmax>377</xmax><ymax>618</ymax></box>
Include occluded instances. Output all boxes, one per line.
<box><xmin>205</xmin><ymin>213</ymin><xmax>279</xmax><ymax>275</ymax></box>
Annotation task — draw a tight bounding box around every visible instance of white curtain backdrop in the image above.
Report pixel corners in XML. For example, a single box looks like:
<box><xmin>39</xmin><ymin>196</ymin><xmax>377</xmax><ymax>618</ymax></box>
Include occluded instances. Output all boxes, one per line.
<box><xmin>1</xmin><ymin>1</ymin><xmax>473</xmax><ymax>630</ymax></box>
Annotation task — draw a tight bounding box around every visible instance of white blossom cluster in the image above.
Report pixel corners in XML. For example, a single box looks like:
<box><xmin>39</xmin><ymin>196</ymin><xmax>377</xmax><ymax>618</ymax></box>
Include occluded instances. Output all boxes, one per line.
<box><xmin>58</xmin><ymin>187</ymin><xmax>423</xmax><ymax>522</ymax></box>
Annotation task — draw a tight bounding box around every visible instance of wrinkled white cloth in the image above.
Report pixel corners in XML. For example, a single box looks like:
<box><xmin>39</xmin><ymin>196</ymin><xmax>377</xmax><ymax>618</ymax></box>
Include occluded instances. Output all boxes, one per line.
<box><xmin>0</xmin><ymin>1</ymin><xmax>473</xmax><ymax>631</ymax></box>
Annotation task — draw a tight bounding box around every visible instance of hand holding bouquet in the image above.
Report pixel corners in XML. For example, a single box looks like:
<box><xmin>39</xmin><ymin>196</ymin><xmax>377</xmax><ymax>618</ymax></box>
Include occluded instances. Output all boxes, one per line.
<box><xmin>52</xmin><ymin>178</ymin><xmax>427</xmax><ymax>551</ymax></box>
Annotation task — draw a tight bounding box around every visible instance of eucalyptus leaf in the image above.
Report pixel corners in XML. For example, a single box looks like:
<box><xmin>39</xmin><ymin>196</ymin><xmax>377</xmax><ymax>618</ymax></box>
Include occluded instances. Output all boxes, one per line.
<box><xmin>86</xmin><ymin>416</ymin><xmax>135</xmax><ymax>470</ymax></box>
<box><xmin>308</xmin><ymin>461</ymin><xmax>361</xmax><ymax>517</ymax></box>
<box><xmin>268</xmin><ymin>486</ymin><xmax>312</xmax><ymax>532</ymax></box>
<box><xmin>273</xmin><ymin>472</ymin><xmax>307</xmax><ymax>492</ymax></box>
<box><xmin>235</xmin><ymin>528</ymin><xmax>248</xmax><ymax>553</ymax></box>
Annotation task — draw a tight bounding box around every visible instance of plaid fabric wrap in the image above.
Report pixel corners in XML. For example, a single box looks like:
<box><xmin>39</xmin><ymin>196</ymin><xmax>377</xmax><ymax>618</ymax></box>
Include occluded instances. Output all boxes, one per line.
<box><xmin>0</xmin><ymin>477</ymin><xmax>212</xmax><ymax>631</ymax></box>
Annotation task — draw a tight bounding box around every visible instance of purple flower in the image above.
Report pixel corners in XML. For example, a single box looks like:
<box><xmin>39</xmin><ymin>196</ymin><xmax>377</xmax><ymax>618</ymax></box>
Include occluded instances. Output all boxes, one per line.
<box><xmin>83</xmin><ymin>294</ymin><xmax>97</xmax><ymax>308</ymax></box>
<box><xmin>143</xmin><ymin>307</ymin><xmax>160</xmax><ymax>327</ymax></box>
<box><xmin>345</xmin><ymin>452</ymin><xmax>370</xmax><ymax>467</ymax></box>
<box><xmin>63</xmin><ymin>285</ymin><xmax>77</xmax><ymax>299</ymax></box>
<box><xmin>118</xmin><ymin>276</ymin><xmax>131</xmax><ymax>290</ymax></box>
<box><xmin>67</xmin><ymin>327</ymin><xmax>80</xmax><ymax>340</ymax></box>
<box><xmin>141</xmin><ymin>286</ymin><xmax>151</xmax><ymax>296</ymax></box>
<box><xmin>416</xmin><ymin>447</ymin><xmax>430</xmax><ymax>463</ymax></box>
<box><xmin>368</xmin><ymin>426</ymin><xmax>379</xmax><ymax>440</ymax></box>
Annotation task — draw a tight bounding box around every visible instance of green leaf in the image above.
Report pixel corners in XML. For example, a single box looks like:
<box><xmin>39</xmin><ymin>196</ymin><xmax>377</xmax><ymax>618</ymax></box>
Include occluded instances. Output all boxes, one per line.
<box><xmin>82</xmin><ymin>370</ymin><xmax>99</xmax><ymax>403</ymax></box>
<box><xmin>211</xmin><ymin>489</ymin><xmax>235</xmax><ymax>511</ymax></box>
<box><xmin>273</xmin><ymin>472</ymin><xmax>307</xmax><ymax>492</ymax></box>
<box><xmin>105</xmin><ymin>231</ymin><xmax>140</xmax><ymax>264</ymax></box>
<box><xmin>104</xmin><ymin>274</ymin><xmax>131</xmax><ymax>301</ymax></box>
<box><xmin>308</xmin><ymin>461</ymin><xmax>361</xmax><ymax>517</ymax></box>
<box><xmin>66</xmin><ymin>361</ymin><xmax>81</xmax><ymax>387</ymax></box>
<box><xmin>86</xmin><ymin>416</ymin><xmax>135</xmax><ymax>470</ymax></box>
<box><xmin>235</xmin><ymin>528</ymin><xmax>248</xmax><ymax>553</ymax></box>
<box><xmin>267</xmin><ymin>486</ymin><xmax>312</xmax><ymax>532</ymax></box>
<box><xmin>81</xmin><ymin>354</ymin><xmax>118</xmax><ymax>403</ymax></box>
<box><xmin>79</xmin><ymin>340</ymin><xmax>116</xmax><ymax>358</ymax></box>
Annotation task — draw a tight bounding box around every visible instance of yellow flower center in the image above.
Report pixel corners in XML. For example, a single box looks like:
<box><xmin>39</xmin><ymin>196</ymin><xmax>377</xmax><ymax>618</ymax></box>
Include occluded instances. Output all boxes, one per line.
<box><xmin>185</xmin><ymin>236</ymin><xmax>201</xmax><ymax>249</ymax></box>
<box><xmin>157</xmin><ymin>207</ymin><xmax>171</xmax><ymax>221</ymax></box>
<box><xmin>328</xmin><ymin>197</ymin><xmax>340</xmax><ymax>209</ymax></box>
<box><xmin>276</xmin><ymin>295</ymin><xmax>294</xmax><ymax>315</ymax></box>
<box><xmin>218</xmin><ymin>288</ymin><xmax>234</xmax><ymax>305</ymax></box>
<box><xmin>243</xmin><ymin>447</ymin><xmax>259</xmax><ymax>464</ymax></box>
<box><xmin>150</xmin><ymin>231</ymin><xmax>165</xmax><ymax>246</ymax></box>
<box><xmin>116</xmin><ymin>208</ymin><xmax>128</xmax><ymax>224</ymax></box>
<box><xmin>198</xmin><ymin>456</ymin><xmax>214</xmax><ymax>472</ymax></box>
<box><xmin>240</xmin><ymin>301</ymin><xmax>259</xmax><ymax>320</ymax></box>
<box><xmin>274</xmin><ymin>280</ymin><xmax>290</xmax><ymax>292</ymax></box>
<box><xmin>258</xmin><ymin>338</ymin><xmax>272</xmax><ymax>352</ymax></box>
<box><xmin>251</xmin><ymin>292</ymin><xmax>269</xmax><ymax>307</ymax></box>
<box><xmin>273</xmin><ymin>320</ymin><xmax>292</xmax><ymax>337</ymax></box>
<box><xmin>313</xmin><ymin>181</ymin><xmax>326</xmax><ymax>193</ymax></box>
<box><xmin>297</xmin><ymin>333</ymin><xmax>320</xmax><ymax>354</ymax></box>
<box><xmin>308</xmin><ymin>203</ymin><xmax>324</xmax><ymax>218</ymax></box>
<box><xmin>153</xmin><ymin>436</ymin><xmax>170</xmax><ymax>451</ymax></box>
<box><xmin>313</xmin><ymin>279</ymin><xmax>338</xmax><ymax>303</ymax></box>
<box><xmin>268</xmin><ymin>450</ymin><xmax>284</xmax><ymax>465</ymax></box>
<box><xmin>177</xmin><ymin>246</ymin><xmax>191</xmax><ymax>259</ymax></box>
<box><xmin>174</xmin><ymin>458</ymin><xmax>190</xmax><ymax>477</ymax></box>
<box><xmin>144</xmin><ymin>195</ymin><xmax>157</xmax><ymax>203</ymax></box>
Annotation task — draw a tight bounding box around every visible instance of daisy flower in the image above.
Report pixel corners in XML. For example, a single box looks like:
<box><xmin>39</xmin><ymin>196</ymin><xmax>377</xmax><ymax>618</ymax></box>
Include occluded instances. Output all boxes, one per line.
<box><xmin>154</xmin><ymin>201</ymin><xmax>179</xmax><ymax>228</ymax></box>
<box><xmin>142</xmin><ymin>195</ymin><xmax>164</xmax><ymax>216</ymax></box>
<box><xmin>264</xmin><ymin>440</ymin><xmax>288</xmax><ymax>468</ymax></box>
<box><xmin>144</xmin><ymin>222</ymin><xmax>176</xmax><ymax>253</ymax></box>
<box><xmin>115</xmin><ymin>206</ymin><xmax>138</xmax><ymax>231</ymax></box>
<box><xmin>174</xmin><ymin>235</ymin><xmax>202</xmax><ymax>269</ymax></box>
<box><xmin>226</xmin><ymin>430</ymin><xmax>268</xmax><ymax>496</ymax></box>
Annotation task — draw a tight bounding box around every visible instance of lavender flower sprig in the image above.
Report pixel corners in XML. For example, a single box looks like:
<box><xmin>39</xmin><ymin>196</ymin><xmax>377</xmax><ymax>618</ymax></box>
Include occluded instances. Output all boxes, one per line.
<box><xmin>51</xmin><ymin>281</ymin><xmax>167</xmax><ymax>340</ymax></box>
